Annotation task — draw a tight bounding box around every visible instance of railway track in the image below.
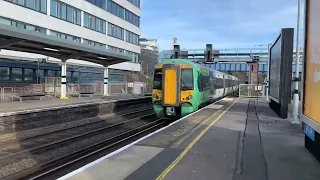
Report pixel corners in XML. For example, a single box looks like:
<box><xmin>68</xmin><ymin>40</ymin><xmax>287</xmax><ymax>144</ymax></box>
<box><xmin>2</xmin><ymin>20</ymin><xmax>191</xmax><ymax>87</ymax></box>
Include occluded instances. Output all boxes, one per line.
<box><xmin>0</xmin><ymin>108</ymin><xmax>166</xmax><ymax>180</ymax></box>
<box><xmin>0</xmin><ymin>107</ymin><xmax>154</xmax><ymax>149</ymax></box>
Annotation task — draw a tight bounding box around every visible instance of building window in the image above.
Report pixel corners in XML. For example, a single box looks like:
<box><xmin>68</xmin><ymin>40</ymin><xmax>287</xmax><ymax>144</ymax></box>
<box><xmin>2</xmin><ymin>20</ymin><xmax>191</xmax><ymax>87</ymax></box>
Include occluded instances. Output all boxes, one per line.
<box><xmin>107</xmin><ymin>0</ymin><xmax>124</xmax><ymax>19</ymax></box>
<box><xmin>84</xmin><ymin>12</ymin><xmax>106</xmax><ymax>34</ymax></box>
<box><xmin>5</xmin><ymin>0</ymin><xmax>47</xmax><ymax>13</ymax></box>
<box><xmin>126</xmin><ymin>30</ymin><xmax>139</xmax><ymax>45</ymax></box>
<box><xmin>47</xmin><ymin>70</ymin><xmax>55</xmax><ymax>77</ymax></box>
<box><xmin>108</xmin><ymin>45</ymin><xmax>125</xmax><ymax>53</ymax></box>
<box><xmin>0</xmin><ymin>16</ymin><xmax>46</xmax><ymax>33</ymax></box>
<box><xmin>108</xmin><ymin>23</ymin><xmax>124</xmax><ymax>40</ymax></box>
<box><xmin>50</xmin><ymin>30</ymin><xmax>81</xmax><ymax>42</ymax></box>
<box><xmin>85</xmin><ymin>0</ymin><xmax>106</xmax><ymax>9</ymax></box>
<box><xmin>127</xmin><ymin>0</ymin><xmax>140</xmax><ymax>8</ymax></box>
<box><xmin>0</xmin><ymin>67</ymin><xmax>9</xmax><ymax>80</ymax></box>
<box><xmin>24</xmin><ymin>68</ymin><xmax>35</xmax><ymax>81</ymax></box>
<box><xmin>50</xmin><ymin>0</ymin><xmax>81</xmax><ymax>25</ymax></box>
<box><xmin>12</xmin><ymin>68</ymin><xmax>22</xmax><ymax>81</ymax></box>
<box><xmin>83</xmin><ymin>39</ymin><xmax>106</xmax><ymax>49</ymax></box>
<box><xmin>125</xmin><ymin>10</ymin><xmax>140</xmax><ymax>27</ymax></box>
<box><xmin>126</xmin><ymin>50</ymin><xmax>139</xmax><ymax>63</ymax></box>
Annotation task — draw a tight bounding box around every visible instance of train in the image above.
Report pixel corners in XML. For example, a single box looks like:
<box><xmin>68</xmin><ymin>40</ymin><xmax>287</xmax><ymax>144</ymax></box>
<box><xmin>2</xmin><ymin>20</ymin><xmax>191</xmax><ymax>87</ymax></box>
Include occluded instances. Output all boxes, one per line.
<box><xmin>152</xmin><ymin>58</ymin><xmax>240</xmax><ymax>119</ymax></box>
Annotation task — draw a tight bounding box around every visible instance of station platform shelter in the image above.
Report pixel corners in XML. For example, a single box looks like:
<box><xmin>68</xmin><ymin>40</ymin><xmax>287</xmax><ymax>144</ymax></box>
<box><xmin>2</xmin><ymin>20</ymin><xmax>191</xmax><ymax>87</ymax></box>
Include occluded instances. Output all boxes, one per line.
<box><xmin>58</xmin><ymin>97</ymin><xmax>320</xmax><ymax>180</ymax></box>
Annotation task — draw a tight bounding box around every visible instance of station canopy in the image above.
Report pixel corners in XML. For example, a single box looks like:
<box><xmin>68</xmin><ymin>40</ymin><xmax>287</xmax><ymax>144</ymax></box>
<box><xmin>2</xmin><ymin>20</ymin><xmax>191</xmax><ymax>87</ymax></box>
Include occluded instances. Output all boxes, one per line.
<box><xmin>0</xmin><ymin>24</ymin><xmax>132</xmax><ymax>66</ymax></box>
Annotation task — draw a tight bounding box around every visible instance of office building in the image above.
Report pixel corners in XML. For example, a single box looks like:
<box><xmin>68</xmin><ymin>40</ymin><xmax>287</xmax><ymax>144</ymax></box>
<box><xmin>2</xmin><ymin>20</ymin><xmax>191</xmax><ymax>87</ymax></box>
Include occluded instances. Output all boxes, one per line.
<box><xmin>0</xmin><ymin>0</ymin><xmax>141</xmax><ymax>85</ymax></box>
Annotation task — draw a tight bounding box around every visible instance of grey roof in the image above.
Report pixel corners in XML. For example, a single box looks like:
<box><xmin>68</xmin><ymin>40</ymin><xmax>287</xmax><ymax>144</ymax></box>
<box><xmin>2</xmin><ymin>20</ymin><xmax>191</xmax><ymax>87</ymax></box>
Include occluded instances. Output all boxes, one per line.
<box><xmin>0</xmin><ymin>24</ymin><xmax>132</xmax><ymax>66</ymax></box>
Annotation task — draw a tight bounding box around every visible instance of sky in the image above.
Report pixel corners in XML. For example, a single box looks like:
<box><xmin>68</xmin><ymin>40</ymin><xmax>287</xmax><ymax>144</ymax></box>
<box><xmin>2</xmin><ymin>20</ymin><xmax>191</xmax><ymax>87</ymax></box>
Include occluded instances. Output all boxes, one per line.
<box><xmin>140</xmin><ymin>0</ymin><xmax>303</xmax><ymax>51</ymax></box>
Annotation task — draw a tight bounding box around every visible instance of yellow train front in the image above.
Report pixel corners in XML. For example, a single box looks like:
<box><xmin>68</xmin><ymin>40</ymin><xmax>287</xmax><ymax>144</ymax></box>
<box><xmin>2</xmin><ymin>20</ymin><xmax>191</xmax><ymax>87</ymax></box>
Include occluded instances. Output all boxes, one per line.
<box><xmin>152</xmin><ymin>59</ymin><xmax>240</xmax><ymax>120</ymax></box>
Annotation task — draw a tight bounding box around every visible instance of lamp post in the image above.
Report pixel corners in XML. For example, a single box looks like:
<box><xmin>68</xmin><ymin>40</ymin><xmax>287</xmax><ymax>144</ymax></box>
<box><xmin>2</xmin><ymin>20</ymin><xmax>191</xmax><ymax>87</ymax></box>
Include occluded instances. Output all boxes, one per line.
<box><xmin>292</xmin><ymin>0</ymin><xmax>302</xmax><ymax>124</ymax></box>
<box><xmin>254</xmin><ymin>44</ymin><xmax>271</xmax><ymax>100</ymax></box>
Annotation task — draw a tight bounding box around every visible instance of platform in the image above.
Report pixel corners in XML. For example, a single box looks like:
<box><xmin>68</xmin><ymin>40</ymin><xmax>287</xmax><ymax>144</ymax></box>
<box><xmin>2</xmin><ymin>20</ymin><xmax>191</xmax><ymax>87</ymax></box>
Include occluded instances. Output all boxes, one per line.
<box><xmin>58</xmin><ymin>97</ymin><xmax>320</xmax><ymax>180</ymax></box>
<box><xmin>0</xmin><ymin>94</ymin><xmax>146</xmax><ymax>114</ymax></box>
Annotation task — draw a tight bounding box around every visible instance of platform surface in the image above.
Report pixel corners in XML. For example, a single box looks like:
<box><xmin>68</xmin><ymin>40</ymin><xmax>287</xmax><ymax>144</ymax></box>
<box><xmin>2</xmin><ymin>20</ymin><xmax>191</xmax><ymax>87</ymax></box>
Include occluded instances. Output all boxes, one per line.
<box><xmin>0</xmin><ymin>94</ymin><xmax>148</xmax><ymax>114</ymax></box>
<box><xmin>59</xmin><ymin>97</ymin><xmax>320</xmax><ymax>180</ymax></box>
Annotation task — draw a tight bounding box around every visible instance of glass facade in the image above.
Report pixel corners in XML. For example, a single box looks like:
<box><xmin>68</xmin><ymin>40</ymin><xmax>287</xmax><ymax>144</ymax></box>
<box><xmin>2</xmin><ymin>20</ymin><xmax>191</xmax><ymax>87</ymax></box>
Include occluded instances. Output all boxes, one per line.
<box><xmin>0</xmin><ymin>16</ymin><xmax>46</xmax><ymax>33</ymax></box>
<box><xmin>108</xmin><ymin>45</ymin><xmax>125</xmax><ymax>53</ymax></box>
<box><xmin>50</xmin><ymin>30</ymin><xmax>81</xmax><ymax>42</ymax></box>
<box><xmin>85</xmin><ymin>0</ymin><xmax>106</xmax><ymax>9</ymax></box>
<box><xmin>126</xmin><ymin>50</ymin><xmax>139</xmax><ymax>63</ymax></box>
<box><xmin>125</xmin><ymin>10</ymin><xmax>140</xmax><ymax>27</ymax></box>
<box><xmin>83</xmin><ymin>39</ymin><xmax>107</xmax><ymax>49</ymax></box>
<box><xmin>24</xmin><ymin>68</ymin><xmax>35</xmax><ymax>81</ymax></box>
<box><xmin>127</xmin><ymin>0</ymin><xmax>140</xmax><ymax>8</ymax></box>
<box><xmin>12</xmin><ymin>68</ymin><xmax>22</xmax><ymax>81</ymax></box>
<box><xmin>50</xmin><ymin>0</ymin><xmax>81</xmax><ymax>25</ymax></box>
<box><xmin>84</xmin><ymin>12</ymin><xmax>106</xmax><ymax>34</ymax></box>
<box><xmin>5</xmin><ymin>0</ymin><xmax>47</xmax><ymax>13</ymax></box>
<box><xmin>108</xmin><ymin>23</ymin><xmax>124</xmax><ymax>40</ymax></box>
<box><xmin>126</xmin><ymin>30</ymin><xmax>139</xmax><ymax>45</ymax></box>
<box><xmin>107</xmin><ymin>0</ymin><xmax>124</xmax><ymax>19</ymax></box>
<box><xmin>0</xmin><ymin>67</ymin><xmax>9</xmax><ymax>80</ymax></box>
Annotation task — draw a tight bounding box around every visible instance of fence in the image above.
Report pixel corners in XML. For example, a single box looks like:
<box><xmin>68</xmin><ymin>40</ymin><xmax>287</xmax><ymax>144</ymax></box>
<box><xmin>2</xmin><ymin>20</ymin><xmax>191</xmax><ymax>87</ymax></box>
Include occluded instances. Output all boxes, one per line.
<box><xmin>0</xmin><ymin>84</ymin><xmax>46</xmax><ymax>102</ymax></box>
<box><xmin>0</xmin><ymin>78</ymin><xmax>151</xmax><ymax>102</ymax></box>
<box><xmin>109</xmin><ymin>81</ymin><xmax>150</xmax><ymax>95</ymax></box>
<box><xmin>239</xmin><ymin>84</ymin><xmax>265</xmax><ymax>98</ymax></box>
<box><xmin>41</xmin><ymin>77</ymin><xmax>61</xmax><ymax>97</ymax></box>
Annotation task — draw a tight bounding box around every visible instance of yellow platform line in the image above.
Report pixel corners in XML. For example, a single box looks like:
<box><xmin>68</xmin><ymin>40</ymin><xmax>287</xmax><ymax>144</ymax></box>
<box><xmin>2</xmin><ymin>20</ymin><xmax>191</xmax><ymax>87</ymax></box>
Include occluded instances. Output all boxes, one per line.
<box><xmin>175</xmin><ymin>99</ymin><xmax>235</xmax><ymax>146</ymax></box>
<box><xmin>156</xmin><ymin>97</ymin><xmax>240</xmax><ymax>180</ymax></box>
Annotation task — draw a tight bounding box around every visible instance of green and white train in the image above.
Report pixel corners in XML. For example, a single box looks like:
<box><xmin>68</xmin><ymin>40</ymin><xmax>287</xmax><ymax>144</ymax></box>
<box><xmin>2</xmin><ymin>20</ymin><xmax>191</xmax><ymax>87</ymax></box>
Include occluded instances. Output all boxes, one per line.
<box><xmin>152</xmin><ymin>58</ymin><xmax>240</xmax><ymax>119</ymax></box>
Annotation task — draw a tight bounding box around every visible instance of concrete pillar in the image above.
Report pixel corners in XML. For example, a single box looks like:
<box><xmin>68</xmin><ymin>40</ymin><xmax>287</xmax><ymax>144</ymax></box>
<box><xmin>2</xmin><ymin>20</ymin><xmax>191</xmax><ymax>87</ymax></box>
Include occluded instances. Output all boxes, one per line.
<box><xmin>60</xmin><ymin>60</ymin><xmax>69</xmax><ymax>100</ymax></box>
<box><xmin>46</xmin><ymin>0</ymin><xmax>50</xmax><ymax>16</ymax></box>
<box><xmin>103</xmin><ymin>66</ymin><xmax>109</xmax><ymax>96</ymax></box>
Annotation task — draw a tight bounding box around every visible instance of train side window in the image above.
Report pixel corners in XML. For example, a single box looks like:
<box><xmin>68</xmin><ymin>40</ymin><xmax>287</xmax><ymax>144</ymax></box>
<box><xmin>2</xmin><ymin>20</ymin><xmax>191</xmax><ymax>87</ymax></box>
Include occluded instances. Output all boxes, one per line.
<box><xmin>198</xmin><ymin>73</ymin><xmax>202</xmax><ymax>92</ymax></box>
<box><xmin>153</xmin><ymin>70</ymin><xmax>162</xmax><ymax>90</ymax></box>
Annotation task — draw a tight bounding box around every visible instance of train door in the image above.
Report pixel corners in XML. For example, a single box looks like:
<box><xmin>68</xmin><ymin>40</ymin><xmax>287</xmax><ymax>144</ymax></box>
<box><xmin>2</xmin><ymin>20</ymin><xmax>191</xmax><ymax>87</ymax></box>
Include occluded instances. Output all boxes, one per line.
<box><xmin>162</xmin><ymin>64</ymin><xmax>181</xmax><ymax>107</ymax></box>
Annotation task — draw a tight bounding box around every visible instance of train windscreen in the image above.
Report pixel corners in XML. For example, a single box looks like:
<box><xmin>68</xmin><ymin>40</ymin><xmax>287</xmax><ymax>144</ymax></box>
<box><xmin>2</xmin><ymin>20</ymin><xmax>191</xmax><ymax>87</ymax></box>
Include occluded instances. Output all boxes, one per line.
<box><xmin>153</xmin><ymin>69</ymin><xmax>162</xmax><ymax>90</ymax></box>
<box><xmin>181</xmin><ymin>69</ymin><xmax>194</xmax><ymax>90</ymax></box>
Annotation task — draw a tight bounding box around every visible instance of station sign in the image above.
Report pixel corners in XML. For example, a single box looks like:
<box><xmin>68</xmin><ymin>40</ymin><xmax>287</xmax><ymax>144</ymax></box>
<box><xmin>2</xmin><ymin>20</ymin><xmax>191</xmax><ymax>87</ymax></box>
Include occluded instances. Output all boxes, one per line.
<box><xmin>304</xmin><ymin>124</ymin><xmax>315</xmax><ymax>141</ymax></box>
<box><xmin>255</xmin><ymin>86</ymin><xmax>262</xmax><ymax>91</ymax></box>
<box><xmin>128</xmin><ymin>83</ymin><xmax>134</xmax><ymax>87</ymax></box>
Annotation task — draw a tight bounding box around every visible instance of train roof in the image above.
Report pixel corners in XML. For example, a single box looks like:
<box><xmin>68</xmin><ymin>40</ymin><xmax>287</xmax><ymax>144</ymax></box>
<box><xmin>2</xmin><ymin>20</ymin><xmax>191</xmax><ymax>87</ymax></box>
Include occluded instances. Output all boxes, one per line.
<box><xmin>157</xmin><ymin>59</ymin><xmax>239</xmax><ymax>80</ymax></box>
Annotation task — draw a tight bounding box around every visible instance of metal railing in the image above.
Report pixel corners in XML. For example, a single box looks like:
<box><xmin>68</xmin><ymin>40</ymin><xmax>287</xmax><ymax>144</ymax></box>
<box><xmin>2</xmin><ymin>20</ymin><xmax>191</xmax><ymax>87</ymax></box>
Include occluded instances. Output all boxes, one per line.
<box><xmin>0</xmin><ymin>80</ymin><xmax>151</xmax><ymax>102</ymax></box>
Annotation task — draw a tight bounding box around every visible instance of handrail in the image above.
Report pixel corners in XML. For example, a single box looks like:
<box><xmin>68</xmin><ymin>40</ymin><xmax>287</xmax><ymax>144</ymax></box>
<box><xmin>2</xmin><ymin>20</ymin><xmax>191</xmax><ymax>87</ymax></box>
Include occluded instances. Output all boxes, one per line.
<box><xmin>0</xmin><ymin>87</ymin><xmax>3</xmax><ymax>101</ymax></box>
<box><xmin>2</xmin><ymin>87</ymin><xmax>13</xmax><ymax>101</ymax></box>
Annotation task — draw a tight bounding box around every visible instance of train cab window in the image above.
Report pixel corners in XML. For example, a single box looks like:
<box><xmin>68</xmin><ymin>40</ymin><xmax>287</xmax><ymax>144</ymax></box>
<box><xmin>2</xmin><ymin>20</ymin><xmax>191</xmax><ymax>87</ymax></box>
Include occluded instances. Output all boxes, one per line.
<box><xmin>153</xmin><ymin>69</ymin><xmax>162</xmax><ymax>90</ymax></box>
<box><xmin>181</xmin><ymin>69</ymin><xmax>194</xmax><ymax>90</ymax></box>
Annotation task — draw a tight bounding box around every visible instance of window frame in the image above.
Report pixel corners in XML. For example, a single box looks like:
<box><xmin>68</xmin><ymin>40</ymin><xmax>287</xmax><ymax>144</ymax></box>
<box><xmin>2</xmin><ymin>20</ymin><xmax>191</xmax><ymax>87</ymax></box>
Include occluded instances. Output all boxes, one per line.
<box><xmin>50</xmin><ymin>0</ymin><xmax>81</xmax><ymax>26</ymax></box>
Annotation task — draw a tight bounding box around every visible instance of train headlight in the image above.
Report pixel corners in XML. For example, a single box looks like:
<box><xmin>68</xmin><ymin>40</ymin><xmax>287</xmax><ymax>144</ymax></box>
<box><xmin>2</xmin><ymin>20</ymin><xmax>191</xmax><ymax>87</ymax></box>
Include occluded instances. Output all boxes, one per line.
<box><xmin>166</xmin><ymin>107</ymin><xmax>175</xmax><ymax>115</ymax></box>
<box><xmin>186</xmin><ymin>95</ymin><xmax>193</xmax><ymax>100</ymax></box>
<box><xmin>153</xmin><ymin>94</ymin><xmax>159</xmax><ymax>99</ymax></box>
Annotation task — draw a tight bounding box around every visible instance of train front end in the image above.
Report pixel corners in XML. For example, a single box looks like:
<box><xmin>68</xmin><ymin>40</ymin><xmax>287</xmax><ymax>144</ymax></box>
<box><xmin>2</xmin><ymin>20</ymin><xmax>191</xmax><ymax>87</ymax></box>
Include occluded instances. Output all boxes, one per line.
<box><xmin>152</xmin><ymin>61</ymin><xmax>196</xmax><ymax>120</ymax></box>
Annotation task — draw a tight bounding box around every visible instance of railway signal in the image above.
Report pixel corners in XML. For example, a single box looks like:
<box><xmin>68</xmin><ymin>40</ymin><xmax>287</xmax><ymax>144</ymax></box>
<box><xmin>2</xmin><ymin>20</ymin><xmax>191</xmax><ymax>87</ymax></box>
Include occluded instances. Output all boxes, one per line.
<box><xmin>173</xmin><ymin>45</ymin><xmax>180</xmax><ymax>58</ymax></box>
<box><xmin>252</xmin><ymin>55</ymin><xmax>260</xmax><ymax>62</ymax></box>
<box><xmin>204</xmin><ymin>44</ymin><xmax>213</xmax><ymax>62</ymax></box>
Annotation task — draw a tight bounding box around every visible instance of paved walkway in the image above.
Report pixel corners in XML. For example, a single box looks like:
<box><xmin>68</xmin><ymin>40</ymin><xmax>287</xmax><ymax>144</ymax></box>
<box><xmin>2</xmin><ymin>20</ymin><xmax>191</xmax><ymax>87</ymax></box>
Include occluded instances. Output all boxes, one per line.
<box><xmin>58</xmin><ymin>98</ymin><xmax>320</xmax><ymax>180</ymax></box>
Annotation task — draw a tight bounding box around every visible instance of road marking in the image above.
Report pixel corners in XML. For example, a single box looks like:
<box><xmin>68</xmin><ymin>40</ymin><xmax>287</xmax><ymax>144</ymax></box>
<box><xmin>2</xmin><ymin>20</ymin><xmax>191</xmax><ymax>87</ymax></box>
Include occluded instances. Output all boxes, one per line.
<box><xmin>156</xmin><ymin>97</ymin><xmax>240</xmax><ymax>180</ymax></box>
